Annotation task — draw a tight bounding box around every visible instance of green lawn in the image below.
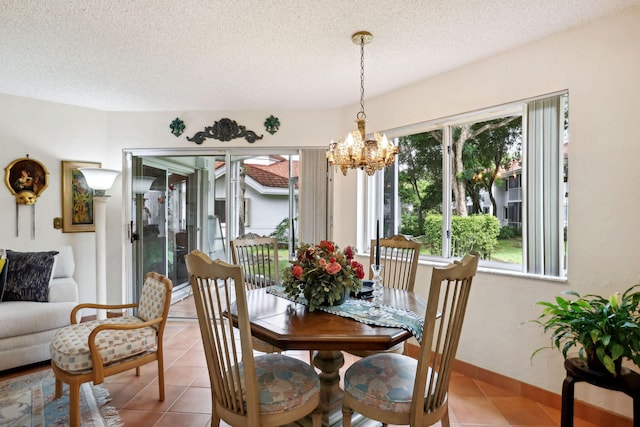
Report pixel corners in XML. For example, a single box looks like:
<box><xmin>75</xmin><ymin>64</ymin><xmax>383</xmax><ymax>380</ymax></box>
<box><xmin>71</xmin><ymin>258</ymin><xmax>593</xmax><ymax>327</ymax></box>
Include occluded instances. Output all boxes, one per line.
<box><xmin>417</xmin><ymin>237</ymin><xmax>523</xmax><ymax>265</ymax></box>
<box><xmin>490</xmin><ymin>238</ymin><xmax>522</xmax><ymax>264</ymax></box>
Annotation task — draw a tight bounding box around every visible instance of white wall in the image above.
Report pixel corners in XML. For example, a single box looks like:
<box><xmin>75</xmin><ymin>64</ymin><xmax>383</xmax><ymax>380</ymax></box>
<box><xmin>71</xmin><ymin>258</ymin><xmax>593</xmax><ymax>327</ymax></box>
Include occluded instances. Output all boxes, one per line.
<box><xmin>332</xmin><ymin>6</ymin><xmax>640</xmax><ymax>418</ymax></box>
<box><xmin>1</xmin><ymin>5</ymin><xmax>638</xmax><ymax>417</ymax></box>
<box><xmin>0</xmin><ymin>95</ymin><xmax>109</xmax><ymax>306</ymax></box>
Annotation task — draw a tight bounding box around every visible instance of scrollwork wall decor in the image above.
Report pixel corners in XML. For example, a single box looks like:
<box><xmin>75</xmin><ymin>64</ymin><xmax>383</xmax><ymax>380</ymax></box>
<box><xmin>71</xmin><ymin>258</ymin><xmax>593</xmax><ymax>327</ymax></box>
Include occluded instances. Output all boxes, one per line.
<box><xmin>264</xmin><ymin>115</ymin><xmax>280</xmax><ymax>135</ymax></box>
<box><xmin>187</xmin><ymin>118</ymin><xmax>263</xmax><ymax>144</ymax></box>
<box><xmin>169</xmin><ymin>117</ymin><xmax>185</xmax><ymax>137</ymax></box>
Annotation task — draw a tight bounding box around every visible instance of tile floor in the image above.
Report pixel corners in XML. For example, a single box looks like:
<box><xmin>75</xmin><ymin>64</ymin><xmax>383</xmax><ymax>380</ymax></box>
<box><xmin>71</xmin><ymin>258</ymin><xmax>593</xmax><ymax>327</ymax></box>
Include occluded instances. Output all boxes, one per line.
<box><xmin>0</xmin><ymin>296</ymin><xmax>603</xmax><ymax>426</ymax></box>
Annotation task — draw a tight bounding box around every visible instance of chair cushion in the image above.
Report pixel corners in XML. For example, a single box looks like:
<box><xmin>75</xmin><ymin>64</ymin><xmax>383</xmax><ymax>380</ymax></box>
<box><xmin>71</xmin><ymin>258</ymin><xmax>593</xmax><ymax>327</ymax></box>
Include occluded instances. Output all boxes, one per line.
<box><xmin>137</xmin><ymin>274</ymin><xmax>169</xmax><ymax>326</ymax></box>
<box><xmin>344</xmin><ymin>353</ymin><xmax>428</xmax><ymax>413</ymax></box>
<box><xmin>237</xmin><ymin>353</ymin><xmax>320</xmax><ymax>413</ymax></box>
<box><xmin>50</xmin><ymin>316</ymin><xmax>157</xmax><ymax>373</ymax></box>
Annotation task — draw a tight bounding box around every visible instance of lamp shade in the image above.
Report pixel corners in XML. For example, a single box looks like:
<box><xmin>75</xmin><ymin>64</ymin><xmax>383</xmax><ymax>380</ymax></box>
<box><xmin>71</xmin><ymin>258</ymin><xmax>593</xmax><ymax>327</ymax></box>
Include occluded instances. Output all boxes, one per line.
<box><xmin>133</xmin><ymin>176</ymin><xmax>156</xmax><ymax>194</ymax></box>
<box><xmin>79</xmin><ymin>168</ymin><xmax>119</xmax><ymax>195</ymax></box>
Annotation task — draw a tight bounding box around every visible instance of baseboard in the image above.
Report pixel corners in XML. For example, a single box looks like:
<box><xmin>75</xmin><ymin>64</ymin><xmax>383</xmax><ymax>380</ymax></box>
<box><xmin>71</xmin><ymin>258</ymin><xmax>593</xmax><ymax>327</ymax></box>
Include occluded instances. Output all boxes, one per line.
<box><xmin>406</xmin><ymin>344</ymin><xmax>633</xmax><ymax>426</ymax></box>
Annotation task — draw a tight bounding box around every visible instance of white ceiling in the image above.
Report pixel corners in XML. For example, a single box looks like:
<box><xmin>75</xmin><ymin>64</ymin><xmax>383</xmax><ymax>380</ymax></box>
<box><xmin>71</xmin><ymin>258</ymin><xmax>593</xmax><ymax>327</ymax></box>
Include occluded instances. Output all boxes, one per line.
<box><xmin>1</xmin><ymin>0</ymin><xmax>638</xmax><ymax>112</ymax></box>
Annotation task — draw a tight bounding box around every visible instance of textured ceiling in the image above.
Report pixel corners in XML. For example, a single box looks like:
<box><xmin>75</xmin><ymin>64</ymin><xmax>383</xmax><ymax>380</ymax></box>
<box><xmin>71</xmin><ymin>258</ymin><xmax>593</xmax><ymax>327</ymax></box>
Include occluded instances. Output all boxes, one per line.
<box><xmin>0</xmin><ymin>0</ymin><xmax>638</xmax><ymax>112</ymax></box>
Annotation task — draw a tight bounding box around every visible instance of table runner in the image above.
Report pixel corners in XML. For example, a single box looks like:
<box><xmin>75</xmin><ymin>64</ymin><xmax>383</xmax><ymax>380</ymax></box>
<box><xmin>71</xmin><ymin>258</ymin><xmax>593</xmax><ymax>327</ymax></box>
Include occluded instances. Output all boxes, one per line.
<box><xmin>267</xmin><ymin>285</ymin><xmax>424</xmax><ymax>343</ymax></box>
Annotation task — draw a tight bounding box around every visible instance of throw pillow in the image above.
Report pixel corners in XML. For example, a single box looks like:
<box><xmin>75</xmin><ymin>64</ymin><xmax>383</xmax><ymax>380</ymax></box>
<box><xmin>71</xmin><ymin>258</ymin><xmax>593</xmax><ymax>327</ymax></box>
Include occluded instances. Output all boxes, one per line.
<box><xmin>3</xmin><ymin>250</ymin><xmax>59</xmax><ymax>302</ymax></box>
<box><xmin>0</xmin><ymin>257</ymin><xmax>7</xmax><ymax>302</ymax></box>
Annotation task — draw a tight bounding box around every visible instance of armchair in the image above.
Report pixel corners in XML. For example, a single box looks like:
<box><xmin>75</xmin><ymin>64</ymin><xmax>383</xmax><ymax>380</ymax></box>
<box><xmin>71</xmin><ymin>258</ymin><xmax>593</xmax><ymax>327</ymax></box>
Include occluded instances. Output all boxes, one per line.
<box><xmin>50</xmin><ymin>272</ymin><xmax>172</xmax><ymax>427</ymax></box>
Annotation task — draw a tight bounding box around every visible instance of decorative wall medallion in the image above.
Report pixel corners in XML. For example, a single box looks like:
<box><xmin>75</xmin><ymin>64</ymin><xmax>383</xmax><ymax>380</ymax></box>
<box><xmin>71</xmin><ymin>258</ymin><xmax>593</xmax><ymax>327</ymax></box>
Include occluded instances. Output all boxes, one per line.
<box><xmin>187</xmin><ymin>118</ymin><xmax>264</xmax><ymax>144</ymax></box>
<box><xmin>170</xmin><ymin>117</ymin><xmax>185</xmax><ymax>137</ymax></box>
<box><xmin>264</xmin><ymin>115</ymin><xmax>280</xmax><ymax>135</ymax></box>
<box><xmin>5</xmin><ymin>156</ymin><xmax>49</xmax><ymax>204</ymax></box>
<box><xmin>5</xmin><ymin>155</ymin><xmax>49</xmax><ymax>238</ymax></box>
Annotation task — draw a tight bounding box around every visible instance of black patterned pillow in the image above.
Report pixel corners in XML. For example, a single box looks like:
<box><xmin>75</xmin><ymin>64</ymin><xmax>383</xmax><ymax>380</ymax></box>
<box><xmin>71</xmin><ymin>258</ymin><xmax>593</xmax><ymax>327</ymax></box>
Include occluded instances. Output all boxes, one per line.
<box><xmin>3</xmin><ymin>250</ymin><xmax>59</xmax><ymax>302</ymax></box>
<box><xmin>0</xmin><ymin>257</ymin><xmax>7</xmax><ymax>302</ymax></box>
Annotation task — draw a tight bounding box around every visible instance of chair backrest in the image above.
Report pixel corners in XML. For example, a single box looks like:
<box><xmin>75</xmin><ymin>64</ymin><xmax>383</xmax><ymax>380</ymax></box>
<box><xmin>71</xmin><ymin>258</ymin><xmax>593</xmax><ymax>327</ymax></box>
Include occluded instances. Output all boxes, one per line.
<box><xmin>231</xmin><ymin>233</ymin><xmax>280</xmax><ymax>290</ymax></box>
<box><xmin>137</xmin><ymin>271</ymin><xmax>173</xmax><ymax>331</ymax></box>
<box><xmin>184</xmin><ymin>250</ymin><xmax>261</xmax><ymax>424</ymax></box>
<box><xmin>370</xmin><ymin>234</ymin><xmax>420</xmax><ymax>291</ymax></box>
<box><xmin>412</xmin><ymin>252</ymin><xmax>478</xmax><ymax>426</ymax></box>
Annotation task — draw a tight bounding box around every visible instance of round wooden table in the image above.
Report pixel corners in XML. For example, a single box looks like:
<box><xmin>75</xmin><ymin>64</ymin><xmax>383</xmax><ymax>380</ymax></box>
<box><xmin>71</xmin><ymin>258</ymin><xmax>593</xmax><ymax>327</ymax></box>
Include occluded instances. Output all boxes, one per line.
<box><xmin>231</xmin><ymin>286</ymin><xmax>426</xmax><ymax>426</ymax></box>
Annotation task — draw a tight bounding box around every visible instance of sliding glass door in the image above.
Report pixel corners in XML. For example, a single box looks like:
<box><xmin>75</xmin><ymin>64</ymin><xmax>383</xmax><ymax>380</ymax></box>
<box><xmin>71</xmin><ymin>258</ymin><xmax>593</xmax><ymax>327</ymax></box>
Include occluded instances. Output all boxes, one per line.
<box><xmin>127</xmin><ymin>150</ymin><xmax>299</xmax><ymax>311</ymax></box>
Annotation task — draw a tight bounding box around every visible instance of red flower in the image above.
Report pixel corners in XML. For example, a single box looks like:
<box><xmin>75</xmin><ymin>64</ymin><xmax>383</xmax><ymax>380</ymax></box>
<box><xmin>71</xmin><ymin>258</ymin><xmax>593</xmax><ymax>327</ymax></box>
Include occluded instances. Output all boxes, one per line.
<box><xmin>293</xmin><ymin>265</ymin><xmax>304</xmax><ymax>279</ymax></box>
<box><xmin>345</xmin><ymin>245</ymin><xmax>354</xmax><ymax>260</ymax></box>
<box><xmin>351</xmin><ymin>260</ymin><xmax>365</xmax><ymax>279</ymax></box>
<box><xmin>319</xmin><ymin>240</ymin><xmax>335</xmax><ymax>253</ymax></box>
<box><xmin>326</xmin><ymin>261</ymin><xmax>342</xmax><ymax>275</ymax></box>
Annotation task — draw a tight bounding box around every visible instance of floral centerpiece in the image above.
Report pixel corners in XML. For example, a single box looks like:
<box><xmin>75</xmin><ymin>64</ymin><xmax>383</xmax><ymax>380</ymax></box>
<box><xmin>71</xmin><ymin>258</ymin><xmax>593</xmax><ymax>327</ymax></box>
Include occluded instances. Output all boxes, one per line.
<box><xmin>282</xmin><ymin>240</ymin><xmax>365</xmax><ymax>311</ymax></box>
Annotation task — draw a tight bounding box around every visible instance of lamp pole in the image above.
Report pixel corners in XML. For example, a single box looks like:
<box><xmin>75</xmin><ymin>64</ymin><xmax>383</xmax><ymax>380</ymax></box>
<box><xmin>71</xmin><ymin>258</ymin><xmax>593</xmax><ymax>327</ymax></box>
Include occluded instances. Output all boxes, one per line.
<box><xmin>78</xmin><ymin>167</ymin><xmax>120</xmax><ymax>321</ymax></box>
<box><xmin>93</xmin><ymin>194</ymin><xmax>109</xmax><ymax>320</ymax></box>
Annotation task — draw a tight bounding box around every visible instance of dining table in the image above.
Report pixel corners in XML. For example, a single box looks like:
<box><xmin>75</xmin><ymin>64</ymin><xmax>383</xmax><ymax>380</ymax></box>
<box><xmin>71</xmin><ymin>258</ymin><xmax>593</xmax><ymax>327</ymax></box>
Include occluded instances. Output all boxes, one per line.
<box><xmin>230</xmin><ymin>285</ymin><xmax>427</xmax><ymax>427</ymax></box>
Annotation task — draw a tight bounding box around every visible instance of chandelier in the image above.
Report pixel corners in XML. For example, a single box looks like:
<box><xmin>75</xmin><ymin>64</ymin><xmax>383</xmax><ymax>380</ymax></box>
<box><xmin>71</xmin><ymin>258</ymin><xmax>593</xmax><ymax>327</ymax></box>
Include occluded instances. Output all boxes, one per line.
<box><xmin>327</xmin><ymin>31</ymin><xmax>399</xmax><ymax>176</ymax></box>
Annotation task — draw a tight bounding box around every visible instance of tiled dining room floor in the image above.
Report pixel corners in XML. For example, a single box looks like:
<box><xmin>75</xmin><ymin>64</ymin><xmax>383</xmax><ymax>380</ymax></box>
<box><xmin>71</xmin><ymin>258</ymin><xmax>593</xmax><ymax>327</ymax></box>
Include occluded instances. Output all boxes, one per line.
<box><xmin>98</xmin><ymin>296</ymin><xmax>601</xmax><ymax>427</ymax></box>
<box><xmin>0</xmin><ymin>295</ymin><xmax>603</xmax><ymax>427</ymax></box>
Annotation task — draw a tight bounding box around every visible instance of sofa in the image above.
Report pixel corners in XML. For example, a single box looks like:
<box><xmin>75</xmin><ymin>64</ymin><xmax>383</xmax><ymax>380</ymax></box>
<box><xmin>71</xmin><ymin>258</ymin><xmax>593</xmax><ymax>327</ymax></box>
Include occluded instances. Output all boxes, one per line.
<box><xmin>0</xmin><ymin>246</ymin><xmax>79</xmax><ymax>371</ymax></box>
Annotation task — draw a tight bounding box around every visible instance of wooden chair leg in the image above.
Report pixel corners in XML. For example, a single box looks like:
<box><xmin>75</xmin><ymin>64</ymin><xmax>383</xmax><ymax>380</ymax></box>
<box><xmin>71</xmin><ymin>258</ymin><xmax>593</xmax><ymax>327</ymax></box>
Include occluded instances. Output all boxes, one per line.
<box><xmin>136</xmin><ymin>366</ymin><xmax>141</xmax><ymax>376</ymax></box>
<box><xmin>442</xmin><ymin>408</ymin><xmax>451</xmax><ymax>427</ymax></box>
<box><xmin>55</xmin><ymin>377</ymin><xmax>63</xmax><ymax>398</ymax></box>
<box><xmin>312</xmin><ymin>407</ymin><xmax>322</xmax><ymax>427</ymax></box>
<box><xmin>157</xmin><ymin>357</ymin><xmax>165</xmax><ymax>401</ymax></box>
<box><xmin>309</xmin><ymin>350</ymin><xmax>315</xmax><ymax>367</ymax></box>
<box><xmin>342</xmin><ymin>405</ymin><xmax>353</xmax><ymax>427</ymax></box>
<box><xmin>69</xmin><ymin>381</ymin><xmax>81</xmax><ymax>427</ymax></box>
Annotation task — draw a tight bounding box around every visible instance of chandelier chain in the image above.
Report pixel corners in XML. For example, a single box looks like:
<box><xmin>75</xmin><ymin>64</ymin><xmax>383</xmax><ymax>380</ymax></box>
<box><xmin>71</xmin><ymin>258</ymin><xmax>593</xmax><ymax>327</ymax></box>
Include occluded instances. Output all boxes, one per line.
<box><xmin>358</xmin><ymin>36</ymin><xmax>366</xmax><ymax>120</ymax></box>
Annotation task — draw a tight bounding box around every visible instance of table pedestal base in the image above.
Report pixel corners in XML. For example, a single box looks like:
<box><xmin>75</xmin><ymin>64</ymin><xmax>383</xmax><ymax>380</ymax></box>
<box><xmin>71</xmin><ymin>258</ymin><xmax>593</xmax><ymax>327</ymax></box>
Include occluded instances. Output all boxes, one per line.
<box><xmin>299</xmin><ymin>350</ymin><xmax>379</xmax><ymax>427</ymax></box>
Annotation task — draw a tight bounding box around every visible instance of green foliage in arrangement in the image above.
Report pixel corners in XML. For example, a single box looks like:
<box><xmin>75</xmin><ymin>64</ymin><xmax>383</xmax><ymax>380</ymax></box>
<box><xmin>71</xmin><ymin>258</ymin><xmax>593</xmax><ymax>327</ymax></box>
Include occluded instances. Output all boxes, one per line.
<box><xmin>282</xmin><ymin>241</ymin><xmax>364</xmax><ymax>312</ymax></box>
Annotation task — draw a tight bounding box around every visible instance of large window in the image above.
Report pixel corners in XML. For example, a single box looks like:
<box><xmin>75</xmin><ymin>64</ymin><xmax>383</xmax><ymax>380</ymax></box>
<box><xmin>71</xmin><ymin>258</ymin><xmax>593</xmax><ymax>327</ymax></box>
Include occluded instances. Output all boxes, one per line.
<box><xmin>368</xmin><ymin>92</ymin><xmax>568</xmax><ymax>278</ymax></box>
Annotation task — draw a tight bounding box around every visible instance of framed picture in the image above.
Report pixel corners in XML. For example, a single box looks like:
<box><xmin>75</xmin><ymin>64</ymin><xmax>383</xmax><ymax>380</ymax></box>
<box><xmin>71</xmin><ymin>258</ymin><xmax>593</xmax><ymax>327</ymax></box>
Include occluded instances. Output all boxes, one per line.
<box><xmin>62</xmin><ymin>160</ymin><xmax>101</xmax><ymax>233</ymax></box>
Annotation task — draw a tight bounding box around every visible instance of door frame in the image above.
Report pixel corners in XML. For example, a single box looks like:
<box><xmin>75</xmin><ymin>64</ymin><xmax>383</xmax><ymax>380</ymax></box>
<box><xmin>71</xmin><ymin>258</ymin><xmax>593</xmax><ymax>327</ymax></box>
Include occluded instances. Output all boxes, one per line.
<box><xmin>122</xmin><ymin>147</ymin><xmax>300</xmax><ymax>305</ymax></box>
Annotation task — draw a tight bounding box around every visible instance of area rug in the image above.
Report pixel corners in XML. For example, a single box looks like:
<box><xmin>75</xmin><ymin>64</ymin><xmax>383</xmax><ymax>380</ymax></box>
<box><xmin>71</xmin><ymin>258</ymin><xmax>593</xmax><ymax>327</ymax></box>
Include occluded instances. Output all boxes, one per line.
<box><xmin>0</xmin><ymin>368</ymin><xmax>122</xmax><ymax>427</ymax></box>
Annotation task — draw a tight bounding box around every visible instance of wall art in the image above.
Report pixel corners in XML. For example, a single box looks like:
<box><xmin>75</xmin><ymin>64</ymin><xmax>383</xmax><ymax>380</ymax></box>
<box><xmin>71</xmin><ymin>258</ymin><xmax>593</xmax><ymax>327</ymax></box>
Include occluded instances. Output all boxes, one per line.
<box><xmin>61</xmin><ymin>160</ymin><xmax>100</xmax><ymax>233</ymax></box>
<box><xmin>170</xmin><ymin>117</ymin><xmax>185</xmax><ymax>137</ymax></box>
<box><xmin>187</xmin><ymin>118</ymin><xmax>263</xmax><ymax>144</ymax></box>
<box><xmin>5</xmin><ymin>156</ymin><xmax>49</xmax><ymax>205</ymax></box>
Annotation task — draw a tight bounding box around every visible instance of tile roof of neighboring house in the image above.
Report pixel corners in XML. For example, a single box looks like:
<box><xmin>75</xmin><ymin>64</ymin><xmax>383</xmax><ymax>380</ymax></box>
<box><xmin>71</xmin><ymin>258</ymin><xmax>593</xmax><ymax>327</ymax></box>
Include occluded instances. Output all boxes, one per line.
<box><xmin>214</xmin><ymin>158</ymin><xmax>299</xmax><ymax>189</ymax></box>
<box><xmin>246</xmin><ymin>160</ymin><xmax>299</xmax><ymax>188</ymax></box>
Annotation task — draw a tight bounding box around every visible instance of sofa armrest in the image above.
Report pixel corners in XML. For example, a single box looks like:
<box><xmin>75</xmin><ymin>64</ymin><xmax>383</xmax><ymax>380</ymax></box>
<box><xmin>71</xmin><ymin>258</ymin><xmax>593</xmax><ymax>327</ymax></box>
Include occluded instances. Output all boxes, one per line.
<box><xmin>48</xmin><ymin>277</ymin><xmax>79</xmax><ymax>303</ymax></box>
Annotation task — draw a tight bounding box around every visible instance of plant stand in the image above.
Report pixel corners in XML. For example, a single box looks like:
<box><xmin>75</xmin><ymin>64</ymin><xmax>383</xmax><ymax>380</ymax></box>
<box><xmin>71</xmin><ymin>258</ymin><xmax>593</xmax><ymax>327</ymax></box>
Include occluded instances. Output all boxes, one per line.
<box><xmin>561</xmin><ymin>357</ymin><xmax>640</xmax><ymax>427</ymax></box>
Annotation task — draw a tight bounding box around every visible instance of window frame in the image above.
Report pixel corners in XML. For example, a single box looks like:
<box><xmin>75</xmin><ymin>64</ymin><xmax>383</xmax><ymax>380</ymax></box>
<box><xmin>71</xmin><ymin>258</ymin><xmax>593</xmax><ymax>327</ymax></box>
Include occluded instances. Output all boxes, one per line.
<box><xmin>362</xmin><ymin>91</ymin><xmax>568</xmax><ymax>279</ymax></box>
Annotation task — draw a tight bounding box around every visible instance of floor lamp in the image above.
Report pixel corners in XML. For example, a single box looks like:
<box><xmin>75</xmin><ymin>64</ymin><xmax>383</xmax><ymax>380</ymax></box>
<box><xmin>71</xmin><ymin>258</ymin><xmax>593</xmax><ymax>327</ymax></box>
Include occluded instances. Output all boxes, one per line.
<box><xmin>79</xmin><ymin>167</ymin><xmax>120</xmax><ymax>320</ymax></box>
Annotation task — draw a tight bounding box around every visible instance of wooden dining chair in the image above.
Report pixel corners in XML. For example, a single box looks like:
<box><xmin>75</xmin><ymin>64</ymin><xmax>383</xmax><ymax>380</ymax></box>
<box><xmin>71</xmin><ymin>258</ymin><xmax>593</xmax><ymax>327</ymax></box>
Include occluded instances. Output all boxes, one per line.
<box><xmin>347</xmin><ymin>234</ymin><xmax>421</xmax><ymax>358</ymax></box>
<box><xmin>370</xmin><ymin>234</ymin><xmax>421</xmax><ymax>291</ymax></box>
<box><xmin>184</xmin><ymin>250</ymin><xmax>322</xmax><ymax>427</ymax></box>
<box><xmin>230</xmin><ymin>233</ymin><xmax>285</xmax><ymax>354</ymax></box>
<box><xmin>342</xmin><ymin>252</ymin><xmax>479</xmax><ymax>427</ymax></box>
<box><xmin>231</xmin><ymin>232</ymin><xmax>281</xmax><ymax>290</ymax></box>
<box><xmin>50</xmin><ymin>272</ymin><xmax>173</xmax><ymax>427</ymax></box>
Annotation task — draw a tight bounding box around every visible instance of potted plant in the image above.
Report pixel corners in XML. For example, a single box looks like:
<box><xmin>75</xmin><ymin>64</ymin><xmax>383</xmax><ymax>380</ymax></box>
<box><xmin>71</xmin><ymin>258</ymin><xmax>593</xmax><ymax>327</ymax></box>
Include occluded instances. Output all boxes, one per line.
<box><xmin>532</xmin><ymin>284</ymin><xmax>640</xmax><ymax>375</ymax></box>
<box><xmin>282</xmin><ymin>240</ymin><xmax>364</xmax><ymax>312</ymax></box>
